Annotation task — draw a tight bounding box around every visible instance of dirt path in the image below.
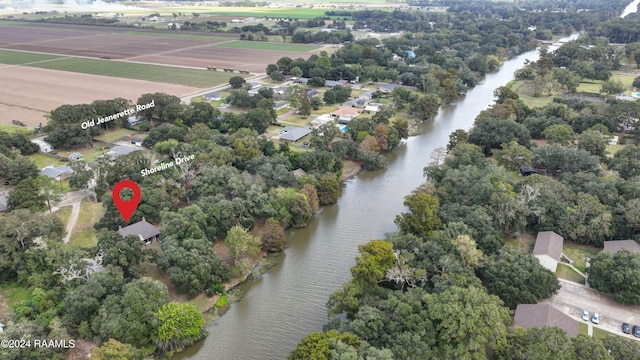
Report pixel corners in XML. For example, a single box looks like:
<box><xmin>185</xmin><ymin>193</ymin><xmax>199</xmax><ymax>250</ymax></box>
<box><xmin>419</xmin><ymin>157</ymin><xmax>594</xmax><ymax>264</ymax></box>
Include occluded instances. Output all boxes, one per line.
<box><xmin>51</xmin><ymin>190</ymin><xmax>85</xmax><ymax>243</ymax></box>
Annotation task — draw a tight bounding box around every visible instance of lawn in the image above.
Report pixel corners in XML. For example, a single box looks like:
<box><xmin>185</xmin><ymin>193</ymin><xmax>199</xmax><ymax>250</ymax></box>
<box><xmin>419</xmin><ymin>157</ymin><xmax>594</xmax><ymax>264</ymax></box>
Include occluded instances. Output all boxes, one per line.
<box><xmin>0</xmin><ymin>49</ymin><xmax>63</xmax><ymax>65</ymax></box>
<box><xmin>56</xmin><ymin>146</ymin><xmax>113</xmax><ymax>163</ymax></box>
<box><xmin>215</xmin><ymin>40</ymin><xmax>320</xmax><ymax>52</ymax></box>
<box><xmin>27</xmin><ymin>153</ymin><xmax>64</xmax><ymax>169</ymax></box>
<box><xmin>504</xmin><ymin>232</ymin><xmax>536</xmax><ymax>252</ymax></box>
<box><xmin>94</xmin><ymin>128</ymin><xmax>136</xmax><ymax>143</ymax></box>
<box><xmin>26</xmin><ymin>56</ymin><xmax>239</xmax><ymax>88</ymax></box>
<box><xmin>561</xmin><ymin>240</ymin><xmax>599</xmax><ymax>273</ymax></box>
<box><xmin>556</xmin><ymin>264</ymin><xmax>585</xmax><ymax>284</ymax></box>
<box><xmin>160</xmin><ymin>6</ymin><xmax>335</xmax><ymax>19</ymax></box>
<box><xmin>576</xmin><ymin>72</ymin><xmax>638</xmax><ymax>95</ymax></box>
<box><xmin>592</xmin><ymin>326</ymin><xmax>614</xmax><ymax>339</ymax></box>
<box><xmin>0</xmin><ymin>123</ymin><xmax>34</xmax><ymax>135</ymax></box>
<box><xmin>54</xmin><ymin>206</ymin><xmax>72</xmax><ymax>228</ymax></box>
<box><xmin>579</xmin><ymin>322</ymin><xmax>588</xmax><ymax>336</ymax></box>
<box><xmin>0</xmin><ymin>283</ymin><xmax>32</xmax><ymax>320</ymax></box>
<box><xmin>509</xmin><ymin>80</ymin><xmax>558</xmax><ymax>108</ymax></box>
<box><xmin>68</xmin><ymin>200</ymin><xmax>104</xmax><ymax>248</ymax></box>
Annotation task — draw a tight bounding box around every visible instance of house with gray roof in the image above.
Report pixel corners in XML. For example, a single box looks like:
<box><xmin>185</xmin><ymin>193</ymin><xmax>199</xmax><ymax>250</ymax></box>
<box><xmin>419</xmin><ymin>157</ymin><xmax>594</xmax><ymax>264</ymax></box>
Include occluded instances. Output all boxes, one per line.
<box><xmin>378</xmin><ymin>83</ymin><xmax>397</xmax><ymax>93</ymax></box>
<box><xmin>532</xmin><ymin>231</ymin><xmax>564</xmax><ymax>272</ymax></box>
<box><xmin>278</xmin><ymin>126</ymin><xmax>312</xmax><ymax>143</ymax></box>
<box><xmin>273</xmin><ymin>101</ymin><xmax>289</xmax><ymax>111</ymax></box>
<box><xmin>118</xmin><ymin>218</ymin><xmax>160</xmax><ymax>244</ymax></box>
<box><xmin>603</xmin><ymin>240</ymin><xmax>640</xmax><ymax>254</ymax></box>
<box><xmin>203</xmin><ymin>91</ymin><xmax>222</xmax><ymax>101</ymax></box>
<box><xmin>41</xmin><ymin>165</ymin><xmax>75</xmax><ymax>181</ymax></box>
<box><xmin>514</xmin><ymin>304</ymin><xmax>579</xmax><ymax>338</ymax></box>
<box><xmin>324</xmin><ymin>79</ymin><xmax>348</xmax><ymax>87</ymax></box>
<box><xmin>106</xmin><ymin>145</ymin><xmax>139</xmax><ymax>160</ymax></box>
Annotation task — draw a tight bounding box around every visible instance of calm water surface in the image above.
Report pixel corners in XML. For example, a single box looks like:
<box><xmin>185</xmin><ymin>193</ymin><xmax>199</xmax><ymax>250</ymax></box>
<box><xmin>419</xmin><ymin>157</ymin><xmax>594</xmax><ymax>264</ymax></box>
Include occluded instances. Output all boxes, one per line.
<box><xmin>176</xmin><ymin>34</ymin><xmax>579</xmax><ymax>360</ymax></box>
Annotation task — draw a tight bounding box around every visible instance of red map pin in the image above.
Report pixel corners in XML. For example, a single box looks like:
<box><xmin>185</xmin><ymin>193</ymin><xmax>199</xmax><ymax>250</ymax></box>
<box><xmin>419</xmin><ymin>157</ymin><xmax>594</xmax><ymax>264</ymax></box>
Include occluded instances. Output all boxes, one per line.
<box><xmin>112</xmin><ymin>179</ymin><xmax>141</xmax><ymax>222</ymax></box>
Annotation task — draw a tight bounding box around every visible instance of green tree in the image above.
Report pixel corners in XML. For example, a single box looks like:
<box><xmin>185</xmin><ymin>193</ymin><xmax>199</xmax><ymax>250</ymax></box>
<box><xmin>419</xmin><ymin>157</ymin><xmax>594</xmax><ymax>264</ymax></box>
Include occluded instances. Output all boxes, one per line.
<box><xmin>495</xmin><ymin>326</ymin><xmax>574</xmax><ymax>360</ymax></box>
<box><xmin>600</xmin><ymin>78</ymin><xmax>625</xmax><ymax>96</ymax></box>
<box><xmin>4</xmin><ymin>155</ymin><xmax>38</xmax><ymax>185</ymax></box>
<box><xmin>479</xmin><ymin>247</ymin><xmax>560</xmax><ymax>309</ymax></box>
<box><xmin>609</xmin><ymin>145</ymin><xmax>640</xmax><ymax>180</ymax></box>
<box><xmin>392</xmin><ymin>119</ymin><xmax>409</xmax><ymax>139</ymax></box>
<box><xmin>298</xmin><ymin>90</ymin><xmax>312</xmax><ymax>118</ymax></box>
<box><xmin>543</xmin><ymin>124</ymin><xmax>574</xmax><ymax>145</ymax></box>
<box><xmin>587</xmin><ymin>249</ymin><xmax>640</xmax><ymax>304</ymax></box>
<box><xmin>577</xmin><ymin>129</ymin><xmax>610</xmax><ymax>159</ymax></box>
<box><xmin>572</xmin><ymin>334</ymin><xmax>613</xmax><ymax>360</ymax></box>
<box><xmin>97</xmin><ymin>230</ymin><xmax>148</xmax><ymax>279</ymax></box>
<box><xmin>224</xmin><ymin>225</ymin><xmax>262</xmax><ymax>266</ymax></box>
<box><xmin>411</xmin><ymin>93</ymin><xmax>441</xmax><ymax>121</ymax></box>
<box><xmin>426</xmin><ymin>286</ymin><xmax>511</xmax><ymax>360</ymax></box>
<box><xmin>155</xmin><ymin>302</ymin><xmax>206</xmax><ymax>353</ymax></box>
<box><xmin>317</xmin><ymin>175</ymin><xmax>341</xmax><ymax>205</ymax></box>
<box><xmin>136</xmin><ymin>93</ymin><xmax>182</xmax><ymax>126</ymax></box>
<box><xmin>492</xmin><ymin>141</ymin><xmax>535</xmax><ymax>172</ymax></box>
<box><xmin>468</xmin><ymin>118</ymin><xmax>531</xmax><ymax>155</ymax></box>
<box><xmin>229</xmin><ymin>76</ymin><xmax>246</xmax><ymax>89</ymax></box>
<box><xmin>602</xmin><ymin>336</ymin><xmax>640</xmax><ymax>360</ymax></box>
<box><xmin>350</xmin><ymin>240</ymin><xmax>395</xmax><ymax>287</ymax></box>
<box><xmin>7</xmin><ymin>178</ymin><xmax>46</xmax><ymax>212</ymax></box>
<box><xmin>91</xmin><ymin>338</ymin><xmax>140</xmax><ymax>360</ymax></box>
<box><xmin>288</xmin><ymin>330</ymin><xmax>362</xmax><ymax>360</ymax></box>
<box><xmin>261</xmin><ymin>217</ymin><xmax>286</xmax><ymax>252</ymax></box>
<box><xmin>447</xmin><ymin>129</ymin><xmax>468</xmax><ymax>151</ymax></box>
<box><xmin>394</xmin><ymin>191</ymin><xmax>442</xmax><ymax>237</ymax></box>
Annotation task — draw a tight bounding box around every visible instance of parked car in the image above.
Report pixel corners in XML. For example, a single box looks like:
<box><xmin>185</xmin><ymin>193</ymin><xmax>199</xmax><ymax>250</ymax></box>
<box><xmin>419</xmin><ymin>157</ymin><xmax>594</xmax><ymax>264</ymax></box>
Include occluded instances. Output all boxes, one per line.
<box><xmin>622</xmin><ymin>323</ymin><xmax>630</xmax><ymax>334</ymax></box>
<box><xmin>633</xmin><ymin>325</ymin><xmax>640</xmax><ymax>338</ymax></box>
<box><xmin>591</xmin><ymin>313</ymin><xmax>600</xmax><ymax>324</ymax></box>
<box><xmin>581</xmin><ymin>310</ymin><xmax>589</xmax><ymax>321</ymax></box>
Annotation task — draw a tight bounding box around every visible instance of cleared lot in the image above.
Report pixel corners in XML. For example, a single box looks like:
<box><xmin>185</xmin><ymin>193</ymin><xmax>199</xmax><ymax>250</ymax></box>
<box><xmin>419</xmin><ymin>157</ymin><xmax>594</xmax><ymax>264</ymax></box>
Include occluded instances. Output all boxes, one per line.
<box><xmin>542</xmin><ymin>279</ymin><xmax>640</xmax><ymax>341</ymax></box>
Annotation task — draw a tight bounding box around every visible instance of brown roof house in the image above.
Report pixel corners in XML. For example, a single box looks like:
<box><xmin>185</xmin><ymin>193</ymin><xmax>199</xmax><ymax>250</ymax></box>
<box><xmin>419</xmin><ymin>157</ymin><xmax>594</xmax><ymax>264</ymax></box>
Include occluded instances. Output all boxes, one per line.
<box><xmin>603</xmin><ymin>240</ymin><xmax>640</xmax><ymax>254</ymax></box>
<box><xmin>118</xmin><ymin>218</ymin><xmax>160</xmax><ymax>244</ymax></box>
<box><xmin>514</xmin><ymin>304</ymin><xmax>579</xmax><ymax>338</ymax></box>
<box><xmin>532</xmin><ymin>231</ymin><xmax>564</xmax><ymax>272</ymax></box>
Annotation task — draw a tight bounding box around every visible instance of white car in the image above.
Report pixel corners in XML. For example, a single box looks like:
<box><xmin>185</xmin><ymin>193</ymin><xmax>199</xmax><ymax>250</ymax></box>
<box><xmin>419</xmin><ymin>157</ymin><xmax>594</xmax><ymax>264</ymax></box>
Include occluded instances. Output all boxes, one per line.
<box><xmin>581</xmin><ymin>310</ymin><xmax>589</xmax><ymax>321</ymax></box>
<box><xmin>591</xmin><ymin>313</ymin><xmax>600</xmax><ymax>324</ymax></box>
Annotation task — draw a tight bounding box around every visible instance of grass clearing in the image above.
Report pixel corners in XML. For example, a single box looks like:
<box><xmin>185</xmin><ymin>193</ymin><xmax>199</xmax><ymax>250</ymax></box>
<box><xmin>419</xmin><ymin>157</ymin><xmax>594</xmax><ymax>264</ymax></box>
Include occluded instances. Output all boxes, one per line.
<box><xmin>592</xmin><ymin>326</ymin><xmax>614</xmax><ymax>339</ymax></box>
<box><xmin>54</xmin><ymin>206</ymin><xmax>72</xmax><ymax>228</ymax></box>
<box><xmin>122</xmin><ymin>31</ymin><xmax>230</xmax><ymax>40</ymax></box>
<box><xmin>556</xmin><ymin>264</ymin><xmax>585</xmax><ymax>284</ymax></box>
<box><xmin>26</xmin><ymin>57</ymin><xmax>239</xmax><ymax>88</ymax></box>
<box><xmin>215</xmin><ymin>295</ymin><xmax>229</xmax><ymax>308</ymax></box>
<box><xmin>27</xmin><ymin>153</ymin><xmax>64</xmax><ymax>169</ymax></box>
<box><xmin>0</xmin><ymin>283</ymin><xmax>32</xmax><ymax>308</ymax></box>
<box><xmin>561</xmin><ymin>240</ymin><xmax>599</xmax><ymax>273</ymax></box>
<box><xmin>0</xmin><ymin>49</ymin><xmax>63</xmax><ymax>65</ymax></box>
<box><xmin>215</xmin><ymin>40</ymin><xmax>320</xmax><ymax>52</ymax></box>
<box><xmin>504</xmin><ymin>232</ymin><xmax>536</xmax><ymax>252</ymax></box>
<box><xmin>94</xmin><ymin>128</ymin><xmax>136</xmax><ymax>143</ymax></box>
<box><xmin>579</xmin><ymin>322</ymin><xmax>588</xmax><ymax>336</ymax></box>
<box><xmin>0</xmin><ymin>124</ymin><xmax>34</xmax><ymax>135</ymax></box>
<box><xmin>509</xmin><ymin>80</ymin><xmax>557</xmax><ymax>108</ymax></box>
<box><xmin>68</xmin><ymin>200</ymin><xmax>104</xmax><ymax>248</ymax></box>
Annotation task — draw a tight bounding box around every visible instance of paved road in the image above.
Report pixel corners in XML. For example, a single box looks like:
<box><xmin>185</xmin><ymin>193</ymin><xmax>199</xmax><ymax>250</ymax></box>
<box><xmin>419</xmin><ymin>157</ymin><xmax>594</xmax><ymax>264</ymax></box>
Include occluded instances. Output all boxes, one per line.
<box><xmin>542</xmin><ymin>279</ymin><xmax>640</xmax><ymax>341</ymax></box>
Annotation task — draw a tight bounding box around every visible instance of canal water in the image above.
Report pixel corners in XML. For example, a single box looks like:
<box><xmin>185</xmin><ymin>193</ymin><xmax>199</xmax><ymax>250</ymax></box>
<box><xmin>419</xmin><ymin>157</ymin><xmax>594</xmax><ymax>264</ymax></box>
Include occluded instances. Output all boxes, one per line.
<box><xmin>176</xmin><ymin>34</ymin><xmax>579</xmax><ymax>360</ymax></box>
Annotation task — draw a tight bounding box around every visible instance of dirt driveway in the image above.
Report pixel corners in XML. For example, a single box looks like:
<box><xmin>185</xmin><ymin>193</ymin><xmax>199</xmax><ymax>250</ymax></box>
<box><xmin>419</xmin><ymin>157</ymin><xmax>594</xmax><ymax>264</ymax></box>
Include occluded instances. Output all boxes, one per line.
<box><xmin>542</xmin><ymin>279</ymin><xmax>640</xmax><ymax>341</ymax></box>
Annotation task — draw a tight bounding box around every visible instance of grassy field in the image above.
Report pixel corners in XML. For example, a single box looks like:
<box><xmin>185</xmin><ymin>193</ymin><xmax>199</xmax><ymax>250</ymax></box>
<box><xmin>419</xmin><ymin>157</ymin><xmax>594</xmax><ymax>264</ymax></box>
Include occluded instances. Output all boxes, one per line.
<box><xmin>509</xmin><ymin>80</ymin><xmax>558</xmax><ymax>108</ymax></box>
<box><xmin>556</xmin><ymin>264</ymin><xmax>585</xmax><ymax>284</ymax></box>
<box><xmin>56</xmin><ymin>147</ymin><xmax>109</xmax><ymax>163</ymax></box>
<box><xmin>54</xmin><ymin>206</ymin><xmax>72</xmax><ymax>228</ymax></box>
<box><xmin>0</xmin><ymin>49</ymin><xmax>64</xmax><ymax>65</ymax></box>
<box><xmin>27</xmin><ymin>153</ymin><xmax>64</xmax><ymax>169</ymax></box>
<box><xmin>576</xmin><ymin>72</ymin><xmax>638</xmax><ymax>95</ymax></box>
<box><xmin>154</xmin><ymin>6</ymin><xmax>335</xmax><ymax>19</ymax></box>
<box><xmin>215</xmin><ymin>40</ymin><xmax>320</xmax><ymax>52</ymax></box>
<box><xmin>561</xmin><ymin>240</ymin><xmax>599</xmax><ymax>273</ymax></box>
<box><xmin>0</xmin><ymin>123</ymin><xmax>34</xmax><ymax>135</ymax></box>
<box><xmin>25</xmin><ymin>56</ymin><xmax>238</xmax><ymax>88</ymax></box>
<box><xmin>68</xmin><ymin>200</ymin><xmax>104</xmax><ymax>248</ymax></box>
<box><xmin>94</xmin><ymin>128</ymin><xmax>136</xmax><ymax>143</ymax></box>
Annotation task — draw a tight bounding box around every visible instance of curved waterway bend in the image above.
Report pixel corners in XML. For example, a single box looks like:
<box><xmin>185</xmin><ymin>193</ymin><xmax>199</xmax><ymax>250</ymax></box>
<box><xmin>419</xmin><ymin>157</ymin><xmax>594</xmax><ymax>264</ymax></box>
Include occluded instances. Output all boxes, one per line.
<box><xmin>176</xmin><ymin>34</ymin><xmax>579</xmax><ymax>360</ymax></box>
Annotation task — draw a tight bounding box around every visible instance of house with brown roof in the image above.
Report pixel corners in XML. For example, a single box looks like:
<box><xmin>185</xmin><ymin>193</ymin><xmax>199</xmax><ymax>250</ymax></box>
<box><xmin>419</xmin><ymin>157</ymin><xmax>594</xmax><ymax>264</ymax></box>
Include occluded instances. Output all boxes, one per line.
<box><xmin>603</xmin><ymin>240</ymin><xmax>640</xmax><ymax>254</ymax></box>
<box><xmin>532</xmin><ymin>231</ymin><xmax>564</xmax><ymax>272</ymax></box>
<box><xmin>331</xmin><ymin>106</ymin><xmax>363</xmax><ymax>124</ymax></box>
<box><xmin>514</xmin><ymin>304</ymin><xmax>579</xmax><ymax>338</ymax></box>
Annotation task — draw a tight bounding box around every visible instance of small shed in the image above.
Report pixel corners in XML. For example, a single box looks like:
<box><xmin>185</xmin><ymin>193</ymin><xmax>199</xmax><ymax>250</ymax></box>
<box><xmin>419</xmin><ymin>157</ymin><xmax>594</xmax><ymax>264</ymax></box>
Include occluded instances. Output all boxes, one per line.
<box><xmin>69</xmin><ymin>152</ymin><xmax>84</xmax><ymax>161</ymax></box>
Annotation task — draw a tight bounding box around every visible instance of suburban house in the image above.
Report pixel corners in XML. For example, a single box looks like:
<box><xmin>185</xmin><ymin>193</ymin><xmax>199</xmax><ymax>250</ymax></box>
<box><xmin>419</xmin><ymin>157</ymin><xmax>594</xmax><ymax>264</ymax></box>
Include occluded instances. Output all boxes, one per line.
<box><xmin>603</xmin><ymin>240</ymin><xmax>640</xmax><ymax>254</ymax></box>
<box><xmin>0</xmin><ymin>192</ymin><xmax>8</xmax><ymax>213</ymax></box>
<box><xmin>203</xmin><ymin>91</ymin><xmax>222</xmax><ymax>101</ymax></box>
<box><xmin>378</xmin><ymin>83</ymin><xmax>397</xmax><ymax>93</ymax></box>
<box><xmin>31</xmin><ymin>138</ymin><xmax>54</xmax><ymax>153</ymax></box>
<box><xmin>295</xmin><ymin>77</ymin><xmax>310</xmax><ymax>85</ymax></box>
<box><xmin>40</xmin><ymin>165</ymin><xmax>75</xmax><ymax>181</ymax></box>
<box><xmin>118</xmin><ymin>218</ymin><xmax>161</xmax><ymax>244</ymax></box>
<box><xmin>305</xmin><ymin>89</ymin><xmax>320</xmax><ymax>98</ymax></box>
<box><xmin>272</xmin><ymin>86</ymin><xmax>289</xmax><ymax>96</ymax></box>
<box><xmin>248</xmin><ymin>84</ymin><xmax>263</xmax><ymax>95</ymax></box>
<box><xmin>359</xmin><ymin>89</ymin><xmax>376</xmax><ymax>101</ymax></box>
<box><xmin>273</xmin><ymin>101</ymin><xmax>290</xmax><ymax>111</ymax></box>
<box><xmin>130</xmin><ymin>137</ymin><xmax>144</xmax><ymax>146</ymax></box>
<box><xmin>278</xmin><ymin>126</ymin><xmax>312</xmax><ymax>143</ymax></box>
<box><xmin>514</xmin><ymin>304</ymin><xmax>579</xmax><ymax>338</ymax></box>
<box><xmin>331</xmin><ymin>106</ymin><xmax>363</xmax><ymax>124</ymax></box>
<box><xmin>310</xmin><ymin>113</ymin><xmax>333</xmax><ymax>128</ymax></box>
<box><xmin>364</xmin><ymin>104</ymin><xmax>382</xmax><ymax>113</ymax></box>
<box><xmin>342</xmin><ymin>98</ymin><xmax>367</xmax><ymax>107</ymax></box>
<box><xmin>69</xmin><ymin>152</ymin><xmax>84</xmax><ymax>161</ymax></box>
<box><xmin>105</xmin><ymin>145</ymin><xmax>139</xmax><ymax>160</ymax></box>
<box><xmin>127</xmin><ymin>116</ymin><xmax>140</xmax><ymax>126</ymax></box>
<box><xmin>532</xmin><ymin>231</ymin><xmax>564</xmax><ymax>272</ymax></box>
<box><xmin>324</xmin><ymin>79</ymin><xmax>349</xmax><ymax>87</ymax></box>
<box><xmin>293</xmin><ymin>168</ymin><xmax>307</xmax><ymax>178</ymax></box>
